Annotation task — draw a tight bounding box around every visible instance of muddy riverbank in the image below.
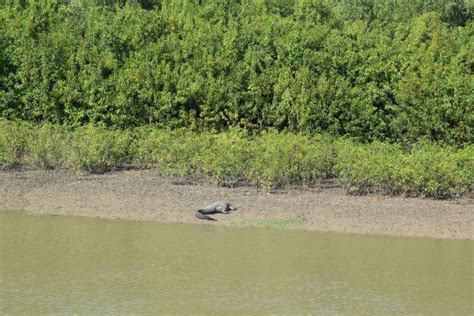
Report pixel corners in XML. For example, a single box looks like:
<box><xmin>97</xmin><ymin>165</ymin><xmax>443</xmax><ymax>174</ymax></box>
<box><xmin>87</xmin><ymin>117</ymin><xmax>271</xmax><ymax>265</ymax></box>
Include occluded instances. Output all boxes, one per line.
<box><xmin>0</xmin><ymin>170</ymin><xmax>472</xmax><ymax>240</ymax></box>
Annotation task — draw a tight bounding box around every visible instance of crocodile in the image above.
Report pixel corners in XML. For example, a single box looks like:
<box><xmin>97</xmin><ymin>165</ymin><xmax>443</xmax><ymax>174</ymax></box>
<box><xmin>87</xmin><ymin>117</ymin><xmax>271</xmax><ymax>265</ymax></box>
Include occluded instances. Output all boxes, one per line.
<box><xmin>195</xmin><ymin>201</ymin><xmax>237</xmax><ymax>221</ymax></box>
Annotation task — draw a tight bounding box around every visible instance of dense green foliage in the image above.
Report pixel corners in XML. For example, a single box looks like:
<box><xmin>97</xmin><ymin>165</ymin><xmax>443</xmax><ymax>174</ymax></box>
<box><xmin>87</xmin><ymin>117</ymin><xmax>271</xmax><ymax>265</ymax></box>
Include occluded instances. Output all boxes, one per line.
<box><xmin>1</xmin><ymin>121</ymin><xmax>472</xmax><ymax>197</ymax></box>
<box><xmin>1</xmin><ymin>0</ymin><xmax>473</xmax><ymax>144</ymax></box>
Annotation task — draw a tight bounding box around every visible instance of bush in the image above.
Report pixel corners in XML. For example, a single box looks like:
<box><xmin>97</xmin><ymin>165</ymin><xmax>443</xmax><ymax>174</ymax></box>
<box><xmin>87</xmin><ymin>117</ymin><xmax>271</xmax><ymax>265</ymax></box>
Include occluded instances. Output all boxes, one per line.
<box><xmin>130</xmin><ymin>126</ymin><xmax>166</xmax><ymax>168</ymax></box>
<box><xmin>198</xmin><ymin>129</ymin><xmax>253</xmax><ymax>187</ymax></box>
<box><xmin>65</xmin><ymin>124</ymin><xmax>131</xmax><ymax>173</ymax></box>
<box><xmin>399</xmin><ymin>144</ymin><xmax>473</xmax><ymax>198</ymax></box>
<box><xmin>334</xmin><ymin>141</ymin><xmax>474</xmax><ymax>198</ymax></box>
<box><xmin>26</xmin><ymin>123</ymin><xmax>67</xmax><ymax>169</ymax></box>
<box><xmin>0</xmin><ymin>121</ymin><xmax>471</xmax><ymax>198</ymax></box>
<box><xmin>0</xmin><ymin>120</ymin><xmax>30</xmax><ymax>169</ymax></box>
<box><xmin>454</xmin><ymin>146</ymin><xmax>474</xmax><ymax>192</ymax></box>
<box><xmin>149</xmin><ymin>130</ymin><xmax>211</xmax><ymax>178</ymax></box>
<box><xmin>248</xmin><ymin>132</ymin><xmax>335</xmax><ymax>189</ymax></box>
<box><xmin>334</xmin><ymin>140</ymin><xmax>405</xmax><ymax>194</ymax></box>
<box><xmin>1</xmin><ymin>1</ymin><xmax>472</xmax><ymax>145</ymax></box>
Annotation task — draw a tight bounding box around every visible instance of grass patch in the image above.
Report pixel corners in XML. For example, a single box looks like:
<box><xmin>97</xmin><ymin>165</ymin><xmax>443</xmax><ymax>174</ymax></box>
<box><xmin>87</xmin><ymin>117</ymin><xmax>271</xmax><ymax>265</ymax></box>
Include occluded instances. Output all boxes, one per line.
<box><xmin>240</xmin><ymin>218</ymin><xmax>301</xmax><ymax>229</ymax></box>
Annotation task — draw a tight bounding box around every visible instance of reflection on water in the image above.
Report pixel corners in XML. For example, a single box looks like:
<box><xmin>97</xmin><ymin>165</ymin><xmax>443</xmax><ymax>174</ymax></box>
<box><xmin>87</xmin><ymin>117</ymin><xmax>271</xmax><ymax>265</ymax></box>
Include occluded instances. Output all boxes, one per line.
<box><xmin>0</xmin><ymin>211</ymin><xmax>472</xmax><ymax>314</ymax></box>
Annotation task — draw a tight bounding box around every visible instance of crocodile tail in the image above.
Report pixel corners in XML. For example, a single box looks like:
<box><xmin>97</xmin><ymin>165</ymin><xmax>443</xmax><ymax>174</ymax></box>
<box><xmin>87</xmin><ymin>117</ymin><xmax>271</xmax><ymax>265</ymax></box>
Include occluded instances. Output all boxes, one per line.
<box><xmin>195</xmin><ymin>212</ymin><xmax>217</xmax><ymax>221</ymax></box>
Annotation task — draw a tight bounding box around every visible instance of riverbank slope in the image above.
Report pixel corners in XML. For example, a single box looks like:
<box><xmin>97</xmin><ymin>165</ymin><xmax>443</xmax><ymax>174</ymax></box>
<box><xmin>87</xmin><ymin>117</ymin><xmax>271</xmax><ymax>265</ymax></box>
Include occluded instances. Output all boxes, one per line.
<box><xmin>1</xmin><ymin>170</ymin><xmax>472</xmax><ymax>240</ymax></box>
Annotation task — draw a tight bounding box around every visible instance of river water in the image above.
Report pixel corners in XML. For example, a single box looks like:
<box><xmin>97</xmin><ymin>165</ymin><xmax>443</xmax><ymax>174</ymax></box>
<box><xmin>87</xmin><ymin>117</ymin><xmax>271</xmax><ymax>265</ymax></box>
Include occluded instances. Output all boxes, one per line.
<box><xmin>0</xmin><ymin>211</ymin><xmax>472</xmax><ymax>314</ymax></box>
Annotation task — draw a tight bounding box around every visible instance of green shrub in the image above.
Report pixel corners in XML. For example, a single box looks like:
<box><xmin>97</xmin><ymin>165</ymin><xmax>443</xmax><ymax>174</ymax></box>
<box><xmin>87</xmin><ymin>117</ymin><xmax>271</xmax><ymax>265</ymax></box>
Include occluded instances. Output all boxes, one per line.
<box><xmin>158</xmin><ymin>131</ymin><xmax>211</xmax><ymax>178</ymax></box>
<box><xmin>1</xmin><ymin>2</ymin><xmax>472</xmax><ymax>145</ymax></box>
<box><xmin>198</xmin><ymin>129</ymin><xmax>253</xmax><ymax>187</ymax></box>
<box><xmin>334</xmin><ymin>141</ymin><xmax>473</xmax><ymax>197</ymax></box>
<box><xmin>0</xmin><ymin>120</ymin><xmax>30</xmax><ymax>169</ymax></box>
<box><xmin>135</xmin><ymin>129</ymin><xmax>211</xmax><ymax>178</ymax></box>
<box><xmin>0</xmin><ymin>120</ymin><xmax>471</xmax><ymax>198</ymax></box>
<box><xmin>26</xmin><ymin>123</ymin><xmax>67</xmax><ymax>169</ymax></box>
<box><xmin>400</xmin><ymin>144</ymin><xmax>473</xmax><ymax>198</ymax></box>
<box><xmin>454</xmin><ymin>146</ymin><xmax>474</xmax><ymax>193</ymax></box>
<box><xmin>248</xmin><ymin>132</ymin><xmax>335</xmax><ymax>189</ymax></box>
<box><xmin>334</xmin><ymin>140</ymin><xmax>405</xmax><ymax>194</ymax></box>
<box><xmin>65</xmin><ymin>124</ymin><xmax>131</xmax><ymax>173</ymax></box>
<box><xmin>130</xmin><ymin>126</ymin><xmax>166</xmax><ymax>168</ymax></box>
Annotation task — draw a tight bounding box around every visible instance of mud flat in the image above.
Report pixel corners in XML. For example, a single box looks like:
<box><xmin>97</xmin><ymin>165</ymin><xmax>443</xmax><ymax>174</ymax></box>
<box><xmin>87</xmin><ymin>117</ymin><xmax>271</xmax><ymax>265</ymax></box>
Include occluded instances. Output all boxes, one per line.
<box><xmin>0</xmin><ymin>170</ymin><xmax>472</xmax><ymax>240</ymax></box>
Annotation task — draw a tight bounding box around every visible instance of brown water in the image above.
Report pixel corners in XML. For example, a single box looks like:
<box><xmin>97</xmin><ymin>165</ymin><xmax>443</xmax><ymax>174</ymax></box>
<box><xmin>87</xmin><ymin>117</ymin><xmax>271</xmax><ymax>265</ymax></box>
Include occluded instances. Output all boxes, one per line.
<box><xmin>0</xmin><ymin>211</ymin><xmax>472</xmax><ymax>314</ymax></box>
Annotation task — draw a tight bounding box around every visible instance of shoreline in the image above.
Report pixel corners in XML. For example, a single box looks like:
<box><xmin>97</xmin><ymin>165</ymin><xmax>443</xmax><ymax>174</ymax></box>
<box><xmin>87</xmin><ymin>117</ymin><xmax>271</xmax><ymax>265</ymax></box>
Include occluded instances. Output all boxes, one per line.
<box><xmin>0</xmin><ymin>170</ymin><xmax>472</xmax><ymax>240</ymax></box>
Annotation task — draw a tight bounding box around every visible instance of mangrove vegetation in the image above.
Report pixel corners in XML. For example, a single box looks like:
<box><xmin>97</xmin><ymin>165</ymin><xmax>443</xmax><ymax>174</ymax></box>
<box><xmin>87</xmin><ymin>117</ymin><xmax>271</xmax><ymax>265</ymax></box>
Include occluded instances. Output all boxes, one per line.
<box><xmin>0</xmin><ymin>121</ymin><xmax>472</xmax><ymax>198</ymax></box>
<box><xmin>0</xmin><ymin>0</ymin><xmax>473</xmax><ymax>197</ymax></box>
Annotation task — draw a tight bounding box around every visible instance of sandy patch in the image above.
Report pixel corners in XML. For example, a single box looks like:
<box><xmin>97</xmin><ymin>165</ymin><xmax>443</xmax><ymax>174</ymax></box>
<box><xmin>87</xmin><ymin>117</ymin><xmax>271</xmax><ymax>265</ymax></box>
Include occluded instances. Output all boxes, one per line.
<box><xmin>0</xmin><ymin>170</ymin><xmax>472</xmax><ymax>240</ymax></box>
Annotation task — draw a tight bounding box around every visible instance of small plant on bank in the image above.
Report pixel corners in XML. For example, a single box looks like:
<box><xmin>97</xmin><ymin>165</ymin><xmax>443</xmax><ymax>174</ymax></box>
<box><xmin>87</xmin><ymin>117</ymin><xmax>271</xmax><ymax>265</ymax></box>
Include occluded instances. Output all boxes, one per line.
<box><xmin>149</xmin><ymin>129</ymin><xmax>211</xmax><ymax>178</ymax></box>
<box><xmin>400</xmin><ymin>144</ymin><xmax>474</xmax><ymax>198</ymax></box>
<box><xmin>334</xmin><ymin>140</ymin><xmax>405</xmax><ymax>194</ymax></box>
<box><xmin>198</xmin><ymin>129</ymin><xmax>253</xmax><ymax>187</ymax></box>
<box><xmin>248</xmin><ymin>132</ymin><xmax>335</xmax><ymax>189</ymax></box>
<box><xmin>130</xmin><ymin>126</ymin><xmax>167</xmax><ymax>168</ymax></box>
<box><xmin>27</xmin><ymin>123</ymin><xmax>67</xmax><ymax>169</ymax></box>
<box><xmin>454</xmin><ymin>146</ymin><xmax>474</xmax><ymax>194</ymax></box>
<box><xmin>333</xmin><ymin>140</ymin><xmax>473</xmax><ymax>198</ymax></box>
<box><xmin>0</xmin><ymin>120</ymin><xmax>30</xmax><ymax>169</ymax></box>
<box><xmin>65</xmin><ymin>124</ymin><xmax>130</xmax><ymax>173</ymax></box>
